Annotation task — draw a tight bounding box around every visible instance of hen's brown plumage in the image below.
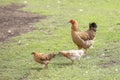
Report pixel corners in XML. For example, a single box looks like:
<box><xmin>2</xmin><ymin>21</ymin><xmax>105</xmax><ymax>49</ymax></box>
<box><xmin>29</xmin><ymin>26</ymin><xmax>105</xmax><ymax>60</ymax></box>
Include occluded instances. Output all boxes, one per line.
<box><xmin>31</xmin><ymin>52</ymin><xmax>55</xmax><ymax>68</ymax></box>
<box><xmin>69</xmin><ymin>19</ymin><xmax>97</xmax><ymax>52</ymax></box>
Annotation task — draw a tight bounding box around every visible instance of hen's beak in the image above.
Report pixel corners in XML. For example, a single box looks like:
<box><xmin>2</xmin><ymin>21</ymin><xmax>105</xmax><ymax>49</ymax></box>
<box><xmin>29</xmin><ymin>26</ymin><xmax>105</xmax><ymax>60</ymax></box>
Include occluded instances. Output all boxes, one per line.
<box><xmin>67</xmin><ymin>21</ymin><xmax>70</xmax><ymax>24</ymax></box>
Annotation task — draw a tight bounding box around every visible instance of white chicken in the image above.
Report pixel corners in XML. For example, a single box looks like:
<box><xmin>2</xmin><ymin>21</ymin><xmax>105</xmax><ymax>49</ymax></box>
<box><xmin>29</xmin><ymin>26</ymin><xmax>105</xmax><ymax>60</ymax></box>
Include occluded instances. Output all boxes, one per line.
<box><xmin>59</xmin><ymin>50</ymin><xmax>84</xmax><ymax>64</ymax></box>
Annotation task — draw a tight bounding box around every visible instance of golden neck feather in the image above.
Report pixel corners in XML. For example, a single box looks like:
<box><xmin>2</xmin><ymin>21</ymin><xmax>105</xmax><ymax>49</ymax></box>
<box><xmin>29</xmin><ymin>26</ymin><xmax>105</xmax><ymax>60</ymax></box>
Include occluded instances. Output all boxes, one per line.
<box><xmin>71</xmin><ymin>22</ymin><xmax>79</xmax><ymax>31</ymax></box>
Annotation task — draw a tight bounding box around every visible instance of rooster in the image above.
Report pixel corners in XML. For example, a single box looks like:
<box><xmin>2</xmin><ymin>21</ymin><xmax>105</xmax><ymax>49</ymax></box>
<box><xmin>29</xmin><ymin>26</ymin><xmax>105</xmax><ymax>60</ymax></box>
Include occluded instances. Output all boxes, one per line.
<box><xmin>31</xmin><ymin>52</ymin><xmax>56</xmax><ymax>68</ymax></box>
<box><xmin>59</xmin><ymin>50</ymin><xmax>84</xmax><ymax>64</ymax></box>
<box><xmin>69</xmin><ymin>19</ymin><xmax>97</xmax><ymax>53</ymax></box>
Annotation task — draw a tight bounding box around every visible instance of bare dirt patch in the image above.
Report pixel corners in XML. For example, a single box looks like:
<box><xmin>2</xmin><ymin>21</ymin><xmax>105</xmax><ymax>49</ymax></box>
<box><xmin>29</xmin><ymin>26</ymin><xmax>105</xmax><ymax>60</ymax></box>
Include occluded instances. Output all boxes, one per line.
<box><xmin>99</xmin><ymin>60</ymin><xmax>118</xmax><ymax>68</ymax></box>
<box><xmin>0</xmin><ymin>3</ymin><xmax>46</xmax><ymax>42</ymax></box>
<box><xmin>98</xmin><ymin>48</ymin><xmax>120</xmax><ymax>68</ymax></box>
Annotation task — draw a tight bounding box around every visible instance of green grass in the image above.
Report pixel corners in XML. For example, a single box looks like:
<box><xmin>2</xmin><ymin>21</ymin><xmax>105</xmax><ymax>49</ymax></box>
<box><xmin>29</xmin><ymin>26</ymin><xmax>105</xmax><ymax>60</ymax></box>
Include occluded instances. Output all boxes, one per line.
<box><xmin>0</xmin><ymin>0</ymin><xmax>120</xmax><ymax>80</ymax></box>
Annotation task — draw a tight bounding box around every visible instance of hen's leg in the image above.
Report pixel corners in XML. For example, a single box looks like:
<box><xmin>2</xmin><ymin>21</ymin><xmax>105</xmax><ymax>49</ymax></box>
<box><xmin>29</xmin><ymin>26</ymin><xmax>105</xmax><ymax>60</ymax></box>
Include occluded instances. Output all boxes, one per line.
<box><xmin>77</xmin><ymin>58</ymin><xmax>81</xmax><ymax>64</ymax></box>
<box><xmin>85</xmin><ymin>49</ymin><xmax>88</xmax><ymax>54</ymax></box>
<box><xmin>44</xmin><ymin>63</ymin><xmax>48</xmax><ymax>68</ymax></box>
<box><xmin>77</xmin><ymin>45</ymin><xmax>82</xmax><ymax>50</ymax></box>
<box><xmin>70</xmin><ymin>59</ymin><xmax>74</xmax><ymax>64</ymax></box>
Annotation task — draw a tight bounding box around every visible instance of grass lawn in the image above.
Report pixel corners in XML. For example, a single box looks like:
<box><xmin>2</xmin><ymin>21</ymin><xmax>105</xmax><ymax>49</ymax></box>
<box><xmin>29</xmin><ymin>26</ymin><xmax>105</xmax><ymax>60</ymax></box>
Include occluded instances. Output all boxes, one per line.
<box><xmin>0</xmin><ymin>0</ymin><xmax>120</xmax><ymax>80</ymax></box>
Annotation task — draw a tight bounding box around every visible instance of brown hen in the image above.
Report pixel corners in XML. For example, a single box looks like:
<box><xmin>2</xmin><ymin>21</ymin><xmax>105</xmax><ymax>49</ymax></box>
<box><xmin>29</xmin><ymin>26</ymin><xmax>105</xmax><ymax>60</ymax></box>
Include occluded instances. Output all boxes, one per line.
<box><xmin>69</xmin><ymin>19</ymin><xmax>97</xmax><ymax>53</ymax></box>
<box><xmin>31</xmin><ymin>52</ymin><xmax>55</xmax><ymax>68</ymax></box>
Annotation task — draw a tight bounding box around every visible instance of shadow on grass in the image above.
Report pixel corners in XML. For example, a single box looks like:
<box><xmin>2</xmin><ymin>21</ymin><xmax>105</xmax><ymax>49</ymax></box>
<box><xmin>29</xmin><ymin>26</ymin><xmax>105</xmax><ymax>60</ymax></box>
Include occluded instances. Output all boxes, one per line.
<box><xmin>31</xmin><ymin>67</ymin><xmax>43</xmax><ymax>71</ymax></box>
<box><xmin>51</xmin><ymin>62</ymin><xmax>72</xmax><ymax>68</ymax></box>
<box><xmin>53</xmin><ymin>62</ymin><xmax>72</xmax><ymax>66</ymax></box>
